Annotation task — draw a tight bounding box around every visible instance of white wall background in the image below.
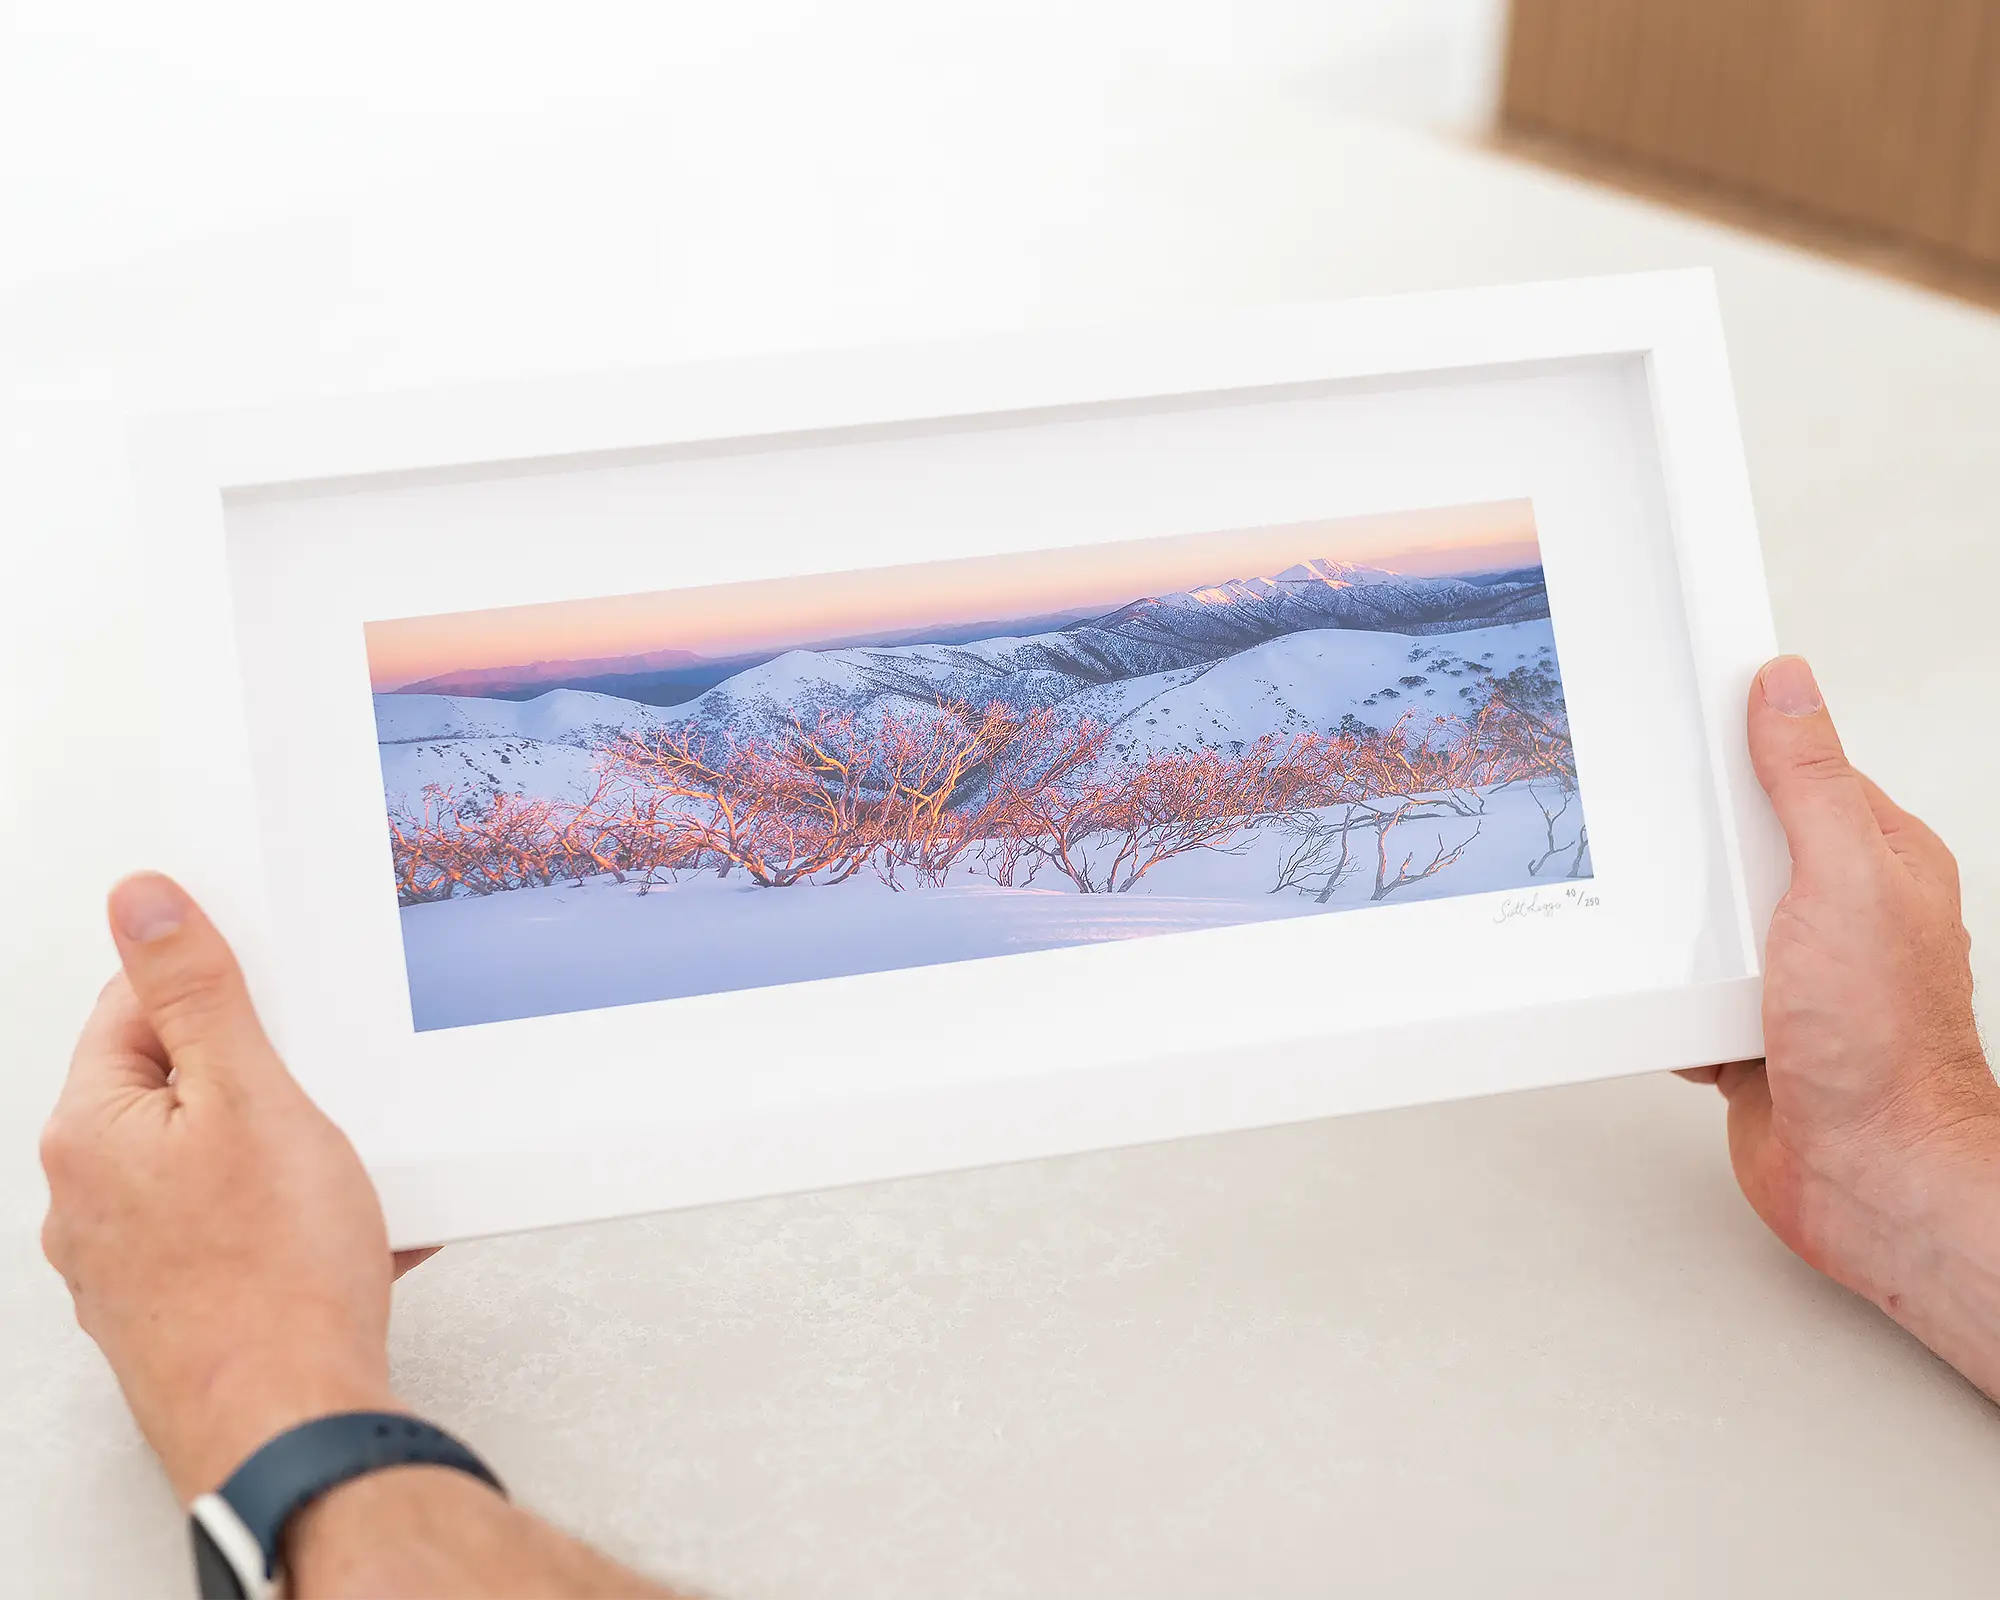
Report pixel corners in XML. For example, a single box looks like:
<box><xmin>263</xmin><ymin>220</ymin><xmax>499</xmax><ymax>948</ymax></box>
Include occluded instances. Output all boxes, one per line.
<box><xmin>0</xmin><ymin>1</ymin><xmax>1508</xmax><ymax>292</ymax></box>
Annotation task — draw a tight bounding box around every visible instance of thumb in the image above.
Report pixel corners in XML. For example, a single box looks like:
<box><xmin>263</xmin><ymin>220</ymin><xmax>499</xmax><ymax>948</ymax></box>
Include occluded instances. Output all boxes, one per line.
<box><xmin>107</xmin><ymin>873</ymin><xmax>284</xmax><ymax>1088</ymax></box>
<box><xmin>1746</xmin><ymin>656</ymin><xmax>1884</xmax><ymax>887</ymax></box>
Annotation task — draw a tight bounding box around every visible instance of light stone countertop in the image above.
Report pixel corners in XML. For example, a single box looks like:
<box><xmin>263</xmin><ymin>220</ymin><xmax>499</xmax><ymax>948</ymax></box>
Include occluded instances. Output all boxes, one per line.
<box><xmin>3</xmin><ymin>59</ymin><xmax>1998</xmax><ymax>1598</ymax></box>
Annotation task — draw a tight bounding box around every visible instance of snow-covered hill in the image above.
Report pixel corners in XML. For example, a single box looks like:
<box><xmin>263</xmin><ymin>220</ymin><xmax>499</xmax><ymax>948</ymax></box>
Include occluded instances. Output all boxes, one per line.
<box><xmin>674</xmin><ymin>560</ymin><xmax>1548</xmax><ymax>741</ymax></box>
<box><xmin>374</xmin><ymin>688</ymin><xmax>677</xmax><ymax>808</ymax></box>
<box><xmin>1092</xmin><ymin>618</ymin><xmax>1556</xmax><ymax>760</ymax></box>
<box><xmin>374</xmin><ymin>687</ymin><xmax>677</xmax><ymax>746</ymax></box>
<box><xmin>377</xmin><ymin>736</ymin><xmax>615</xmax><ymax>809</ymax></box>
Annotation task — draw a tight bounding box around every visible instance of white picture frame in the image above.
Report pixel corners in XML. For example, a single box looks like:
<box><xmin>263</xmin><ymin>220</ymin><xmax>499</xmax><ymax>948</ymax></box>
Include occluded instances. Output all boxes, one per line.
<box><xmin>133</xmin><ymin>269</ymin><xmax>1785</xmax><ymax>1247</ymax></box>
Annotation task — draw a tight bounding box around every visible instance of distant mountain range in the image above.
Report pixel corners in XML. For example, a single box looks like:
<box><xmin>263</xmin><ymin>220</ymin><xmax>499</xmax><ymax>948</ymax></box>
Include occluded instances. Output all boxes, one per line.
<box><xmin>397</xmin><ymin>645</ymin><xmax>709</xmax><ymax>701</ymax></box>
<box><xmin>395</xmin><ymin>603</ymin><xmax>1117</xmax><ymax>705</ymax></box>
<box><xmin>1075</xmin><ymin>559</ymin><xmax>1545</xmax><ymax>673</ymax></box>
<box><xmin>391</xmin><ymin>562</ymin><xmax>1545</xmax><ymax>707</ymax></box>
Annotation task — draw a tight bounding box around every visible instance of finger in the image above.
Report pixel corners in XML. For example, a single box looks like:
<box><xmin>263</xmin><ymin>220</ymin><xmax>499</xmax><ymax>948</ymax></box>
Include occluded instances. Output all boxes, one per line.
<box><xmin>1715</xmin><ymin>1059</ymin><xmax>1766</xmax><ymax>1100</ymax></box>
<box><xmin>59</xmin><ymin>974</ymin><xmax>171</xmax><ymax>1108</ymax></box>
<box><xmin>1714</xmin><ymin>1062</ymin><xmax>1795</xmax><ymax>1239</ymax></box>
<box><xmin>1746</xmin><ymin>658</ymin><xmax>1887</xmax><ymax>889</ymax></box>
<box><xmin>393</xmin><ymin>1247</ymin><xmax>441</xmax><ymax>1279</ymax></box>
<box><xmin>107</xmin><ymin>873</ymin><xmax>285</xmax><ymax>1091</ymax></box>
<box><xmin>1674</xmin><ymin>1065</ymin><xmax>1722</xmax><ymax>1085</ymax></box>
<box><xmin>1856</xmin><ymin>774</ymin><xmax>1961</xmax><ymax>900</ymax></box>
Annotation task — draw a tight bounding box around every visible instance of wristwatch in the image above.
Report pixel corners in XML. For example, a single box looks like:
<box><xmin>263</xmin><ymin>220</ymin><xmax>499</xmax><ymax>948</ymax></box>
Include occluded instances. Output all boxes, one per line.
<box><xmin>187</xmin><ymin>1411</ymin><xmax>504</xmax><ymax>1599</ymax></box>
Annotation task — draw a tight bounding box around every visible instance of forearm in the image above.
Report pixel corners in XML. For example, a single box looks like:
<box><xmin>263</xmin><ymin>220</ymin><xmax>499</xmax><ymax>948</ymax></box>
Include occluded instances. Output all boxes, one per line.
<box><xmin>287</xmin><ymin>1464</ymin><xmax>683</xmax><ymax>1599</ymax></box>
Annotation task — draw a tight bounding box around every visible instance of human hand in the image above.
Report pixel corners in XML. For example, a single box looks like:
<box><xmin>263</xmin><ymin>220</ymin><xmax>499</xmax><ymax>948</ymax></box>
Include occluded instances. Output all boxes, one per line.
<box><xmin>40</xmin><ymin>873</ymin><xmax>429</xmax><ymax>1504</ymax></box>
<box><xmin>1685</xmin><ymin>656</ymin><xmax>2000</xmax><ymax>1390</ymax></box>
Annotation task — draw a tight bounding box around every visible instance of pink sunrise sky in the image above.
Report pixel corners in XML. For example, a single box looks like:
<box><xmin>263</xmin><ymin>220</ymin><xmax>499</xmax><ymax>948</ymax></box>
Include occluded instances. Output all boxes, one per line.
<box><xmin>367</xmin><ymin>500</ymin><xmax>1539</xmax><ymax>690</ymax></box>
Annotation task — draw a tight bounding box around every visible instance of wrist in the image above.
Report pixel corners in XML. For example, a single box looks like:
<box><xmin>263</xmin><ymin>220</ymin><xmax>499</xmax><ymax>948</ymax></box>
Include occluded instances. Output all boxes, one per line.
<box><xmin>1828</xmin><ymin>1079</ymin><xmax>2000</xmax><ymax>1390</ymax></box>
<box><xmin>283</xmin><ymin>1463</ymin><xmax>509</xmax><ymax>1596</ymax></box>
<box><xmin>163</xmin><ymin>1357</ymin><xmax>401</xmax><ymax>1506</ymax></box>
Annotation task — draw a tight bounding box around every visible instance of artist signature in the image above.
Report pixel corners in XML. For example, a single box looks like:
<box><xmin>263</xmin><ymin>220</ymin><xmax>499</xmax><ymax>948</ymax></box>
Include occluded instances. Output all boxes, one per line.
<box><xmin>1493</xmin><ymin>885</ymin><xmax>1602</xmax><ymax>924</ymax></box>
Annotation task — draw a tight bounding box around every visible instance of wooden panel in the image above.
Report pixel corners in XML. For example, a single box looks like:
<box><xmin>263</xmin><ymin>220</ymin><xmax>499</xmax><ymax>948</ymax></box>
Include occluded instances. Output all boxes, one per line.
<box><xmin>1570</xmin><ymin>0</ymin><xmax>1648</xmax><ymax>151</ymax></box>
<box><xmin>1747</xmin><ymin>0</ymin><xmax>1976</xmax><ymax>241</ymax></box>
<box><xmin>1500</xmin><ymin>0</ymin><xmax>1558</xmax><ymax>128</ymax></box>
<box><xmin>1898</xmin><ymin>0</ymin><xmax>1991</xmax><ymax>248</ymax></box>
<box><xmin>1744</xmin><ymin>0</ymin><xmax>1878</xmax><ymax>220</ymax></box>
<box><xmin>1682</xmin><ymin>0</ymin><xmax>1778</xmax><ymax>185</ymax></box>
<box><xmin>1959</xmin><ymin>10</ymin><xmax>2000</xmax><ymax>262</ymax></box>
<box><xmin>1637</xmin><ymin>0</ymin><xmax>1732</xmax><ymax>180</ymax></box>
<box><xmin>1619</xmin><ymin>0</ymin><xmax>1692</xmax><ymax>167</ymax></box>
<box><xmin>1500</xmin><ymin>0</ymin><xmax>2000</xmax><ymax>270</ymax></box>
<box><xmin>1517</xmin><ymin>0</ymin><xmax>1591</xmax><ymax>139</ymax></box>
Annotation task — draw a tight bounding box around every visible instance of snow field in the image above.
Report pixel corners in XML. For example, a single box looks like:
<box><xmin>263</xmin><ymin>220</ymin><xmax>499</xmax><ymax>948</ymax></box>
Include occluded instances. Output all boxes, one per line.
<box><xmin>399</xmin><ymin>779</ymin><xmax>1588</xmax><ymax>1028</ymax></box>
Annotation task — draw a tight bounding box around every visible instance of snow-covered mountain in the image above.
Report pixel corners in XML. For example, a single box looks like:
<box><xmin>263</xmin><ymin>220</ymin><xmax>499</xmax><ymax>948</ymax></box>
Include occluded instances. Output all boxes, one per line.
<box><xmin>674</xmin><ymin>559</ymin><xmax>1546</xmax><ymax>739</ymax></box>
<box><xmin>1094</xmin><ymin>559</ymin><xmax>1542</xmax><ymax>659</ymax></box>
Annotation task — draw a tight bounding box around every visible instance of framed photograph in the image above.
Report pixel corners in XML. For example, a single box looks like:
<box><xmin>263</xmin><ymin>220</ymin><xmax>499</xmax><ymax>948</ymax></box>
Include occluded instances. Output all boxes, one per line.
<box><xmin>135</xmin><ymin>270</ymin><xmax>1785</xmax><ymax>1246</ymax></box>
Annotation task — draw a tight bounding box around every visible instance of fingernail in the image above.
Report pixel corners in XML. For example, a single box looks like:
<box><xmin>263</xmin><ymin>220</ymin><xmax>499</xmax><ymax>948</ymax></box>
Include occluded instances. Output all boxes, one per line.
<box><xmin>110</xmin><ymin>874</ymin><xmax>187</xmax><ymax>943</ymax></box>
<box><xmin>1760</xmin><ymin>655</ymin><xmax>1823</xmax><ymax>718</ymax></box>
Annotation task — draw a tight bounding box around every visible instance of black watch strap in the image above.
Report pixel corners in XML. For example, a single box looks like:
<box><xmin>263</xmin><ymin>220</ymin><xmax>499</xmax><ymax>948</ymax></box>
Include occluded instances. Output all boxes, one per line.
<box><xmin>189</xmin><ymin>1411</ymin><xmax>504</xmax><ymax>1599</ymax></box>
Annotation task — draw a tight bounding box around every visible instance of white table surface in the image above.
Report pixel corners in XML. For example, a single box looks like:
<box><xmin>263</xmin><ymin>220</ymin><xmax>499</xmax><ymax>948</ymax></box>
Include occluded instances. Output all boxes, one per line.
<box><xmin>4</xmin><ymin>55</ymin><xmax>2000</xmax><ymax>1598</ymax></box>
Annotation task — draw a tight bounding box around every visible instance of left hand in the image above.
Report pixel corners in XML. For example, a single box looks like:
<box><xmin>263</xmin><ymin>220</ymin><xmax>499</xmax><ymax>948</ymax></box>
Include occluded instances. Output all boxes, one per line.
<box><xmin>40</xmin><ymin>873</ymin><xmax>431</xmax><ymax>1504</ymax></box>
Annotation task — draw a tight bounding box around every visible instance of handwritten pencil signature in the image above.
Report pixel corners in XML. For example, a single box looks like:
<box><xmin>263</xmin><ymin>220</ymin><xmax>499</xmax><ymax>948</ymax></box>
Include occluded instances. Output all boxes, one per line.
<box><xmin>1493</xmin><ymin>885</ymin><xmax>1602</xmax><ymax>924</ymax></box>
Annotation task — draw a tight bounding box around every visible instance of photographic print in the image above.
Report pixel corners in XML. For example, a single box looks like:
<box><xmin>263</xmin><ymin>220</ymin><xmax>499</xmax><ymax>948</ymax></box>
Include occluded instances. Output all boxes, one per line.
<box><xmin>369</xmin><ymin>501</ymin><xmax>1591</xmax><ymax>1031</ymax></box>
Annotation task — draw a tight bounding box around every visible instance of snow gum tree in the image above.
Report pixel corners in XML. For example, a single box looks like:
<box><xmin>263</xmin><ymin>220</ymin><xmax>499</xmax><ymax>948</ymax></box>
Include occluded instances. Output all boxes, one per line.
<box><xmin>382</xmin><ymin>675</ymin><xmax>1583</xmax><ymax>908</ymax></box>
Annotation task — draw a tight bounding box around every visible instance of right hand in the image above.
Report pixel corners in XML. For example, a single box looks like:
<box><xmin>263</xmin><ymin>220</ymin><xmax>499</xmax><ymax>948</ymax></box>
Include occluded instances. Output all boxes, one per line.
<box><xmin>1683</xmin><ymin>656</ymin><xmax>2000</xmax><ymax>1391</ymax></box>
